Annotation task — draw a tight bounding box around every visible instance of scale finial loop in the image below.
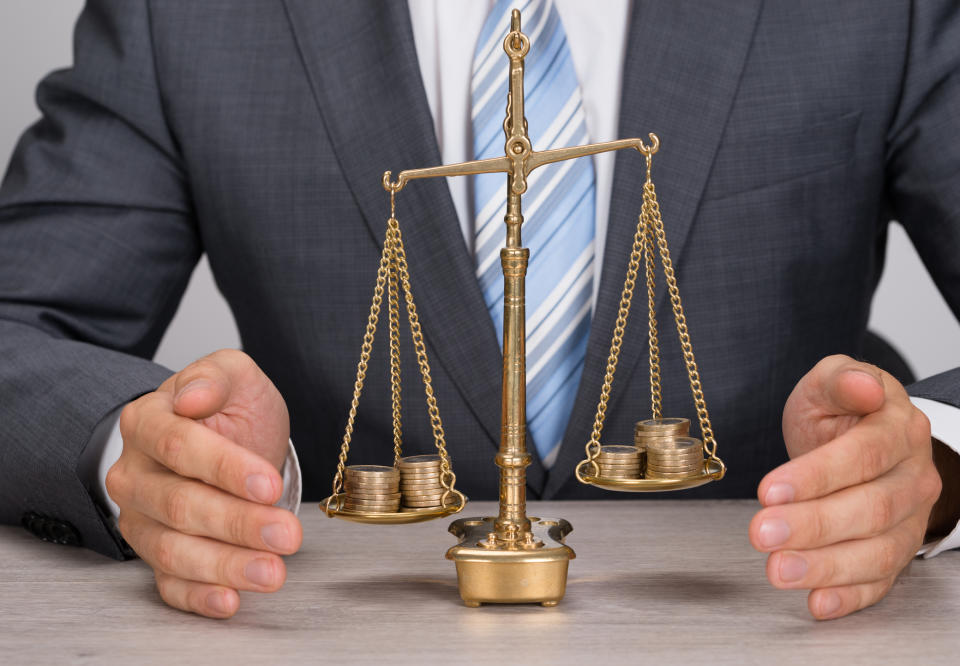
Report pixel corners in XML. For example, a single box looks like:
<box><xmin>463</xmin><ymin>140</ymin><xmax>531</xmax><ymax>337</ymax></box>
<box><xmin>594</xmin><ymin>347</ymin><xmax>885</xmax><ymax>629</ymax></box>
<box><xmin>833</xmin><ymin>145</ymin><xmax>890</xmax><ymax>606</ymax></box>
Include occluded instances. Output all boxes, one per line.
<box><xmin>382</xmin><ymin>171</ymin><xmax>403</xmax><ymax>193</ymax></box>
<box><xmin>638</xmin><ymin>133</ymin><xmax>660</xmax><ymax>157</ymax></box>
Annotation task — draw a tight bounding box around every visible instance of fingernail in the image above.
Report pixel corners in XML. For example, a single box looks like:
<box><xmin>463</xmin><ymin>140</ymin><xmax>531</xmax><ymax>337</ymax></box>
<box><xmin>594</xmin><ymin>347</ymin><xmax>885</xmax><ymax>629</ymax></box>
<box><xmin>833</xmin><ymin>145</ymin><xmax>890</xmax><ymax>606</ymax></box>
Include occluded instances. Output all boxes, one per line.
<box><xmin>778</xmin><ymin>552</ymin><xmax>808</xmax><ymax>582</ymax></box>
<box><xmin>175</xmin><ymin>379</ymin><xmax>211</xmax><ymax>402</ymax></box>
<box><xmin>758</xmin><ymin>518</ymin><xmax>791</xmax><ymax>548</ymax></box>
<box><xmin>261</xmin><ymin>523</ymin><xmax>291</xmax><ymax>551</ymax></box>
<box><xmin>850</xmin><ymin>369</ymin><xmax>882</xmax><ymax>386</ymax></box>
<box><xmin>819</xmin><ymin>590</ymin><xmax>842</xmax><ymax>617</ymax></box>
<box><xmin>246</xmin><ymin>474</ymin><xmax>275</xmax><ymax>503</ymax></box>
<box><xmin>245</xmin><ymin>559</ymin><xmax>276</xmax><ymax>587</ymax></box>
<box><xmin>206</xmin><ymin>591</ymin><xmax>231</xmax><ymax>615</ymax></box>
<box><xmin>764</xmin><ymin>483</ymin><xmax>795</xmax><ymax>506</ymax></box>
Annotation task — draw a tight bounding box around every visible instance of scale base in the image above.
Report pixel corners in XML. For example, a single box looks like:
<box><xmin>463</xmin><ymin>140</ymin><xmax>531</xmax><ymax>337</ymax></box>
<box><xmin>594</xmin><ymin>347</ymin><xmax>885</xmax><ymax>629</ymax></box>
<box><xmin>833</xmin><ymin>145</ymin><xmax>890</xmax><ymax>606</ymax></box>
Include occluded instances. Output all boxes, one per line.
<box><xmin>446</xmin><ymin>516</ymin><xmax>575</xmax><ymax>607</ymax></box>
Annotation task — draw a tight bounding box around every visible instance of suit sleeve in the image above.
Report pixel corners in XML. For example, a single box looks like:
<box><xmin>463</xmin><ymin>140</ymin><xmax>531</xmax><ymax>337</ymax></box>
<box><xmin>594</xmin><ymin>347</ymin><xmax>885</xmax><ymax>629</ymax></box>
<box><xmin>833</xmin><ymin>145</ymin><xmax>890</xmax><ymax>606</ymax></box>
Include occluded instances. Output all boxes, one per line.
<box><xmin>0</xmin><ymin>0</ymin><xmax>198</xmax><ymax>559</ymax></box>
<box><xmin>885</xmin><ymin>1</ymin><xmax>960</xmax><ymax>397</ymax></box>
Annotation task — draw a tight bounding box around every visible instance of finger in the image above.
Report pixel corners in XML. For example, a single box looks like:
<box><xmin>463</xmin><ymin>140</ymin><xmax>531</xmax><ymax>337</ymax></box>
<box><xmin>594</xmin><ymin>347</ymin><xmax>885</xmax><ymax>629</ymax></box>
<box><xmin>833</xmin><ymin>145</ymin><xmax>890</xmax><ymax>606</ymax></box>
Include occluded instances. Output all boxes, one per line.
<box><xmin>119</xmin><ymin>510</ymin><xmax>287</xmax><ymax>593</ymax></box>
<box><xmin>154</xmin><ymin>570</ymin><xmax>240</xmax><ymax>619</ymax></box>
<box><xmin>120</xmin><ymin>467</ymin><xmax>301</xmax><ymax>554</ymax></box>
<box><xmin>131</xmin><ymin>392</ymin><xmax>283</xmax><ymax>504</ymax></box>
<box><xmin>794</xmin><ymin>355</ymin><xmax>886</xmax><ymax>417</ymax></box>
<box><xmin>764</xmin><ymin>514</ymin><xmax>924</xmax><ymax>589</ymax></box>
<box><xmin>172</xmin><ymin>350</ymin><xmax>258</xmax><ymax>420</ymax></box>
<box><xmin>751</xmin><ymin>460</ymin><xmax>932</xmax><ymax>551</ymax></box>
<box><xmin>807</xmin><ymin>577</ymin><xmax>896</xmax><ymax>620</ymax></box>
<box><xmin>759</xmin><ymin>408</ymin><xmax>916</xmax><ymax>505</ymax></box>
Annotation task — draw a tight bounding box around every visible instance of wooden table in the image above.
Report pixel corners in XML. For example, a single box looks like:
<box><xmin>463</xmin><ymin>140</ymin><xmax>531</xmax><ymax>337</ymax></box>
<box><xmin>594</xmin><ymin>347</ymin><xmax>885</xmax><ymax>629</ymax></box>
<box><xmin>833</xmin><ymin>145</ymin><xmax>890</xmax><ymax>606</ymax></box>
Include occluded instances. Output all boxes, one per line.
<box><xmin>1</xmin><ymin>500</ymin><xmax>958</xmax><ymax>664</ymax></box>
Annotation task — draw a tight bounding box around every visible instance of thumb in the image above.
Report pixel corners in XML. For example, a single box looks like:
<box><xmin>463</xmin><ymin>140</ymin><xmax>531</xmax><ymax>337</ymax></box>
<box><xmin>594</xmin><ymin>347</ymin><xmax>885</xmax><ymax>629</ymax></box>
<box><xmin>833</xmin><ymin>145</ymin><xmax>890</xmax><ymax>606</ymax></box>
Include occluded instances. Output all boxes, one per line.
<box><xmin>171</xmin><ymin>350</ymin><xmax>251</xmax><ymax>419</ymax></box>
<box><xmin>799</xmin><ymin>355</ymin><xmax>886</xmax><ymax>417</ymax></box>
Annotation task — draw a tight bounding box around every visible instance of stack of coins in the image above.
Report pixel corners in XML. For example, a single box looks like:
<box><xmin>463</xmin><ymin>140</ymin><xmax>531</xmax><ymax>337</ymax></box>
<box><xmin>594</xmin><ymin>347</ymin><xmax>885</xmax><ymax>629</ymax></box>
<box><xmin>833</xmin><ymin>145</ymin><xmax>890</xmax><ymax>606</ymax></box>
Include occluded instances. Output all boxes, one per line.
<box><xmin>399</xmin><ymin>454</ymin><xmax>445</xmax><ymax>510</ymax></box>
<box><xmin>343</xmin><ymin>465</ymin><xmax>401</xmax><ymax>513</ymax></box>
<box><xmin>645</xmin><ymin>436</ymin><xmax>704</xmax><ymax>478</ymax></box>
<box><xmin>597</xmin><ymin>445</ymin><xmax>643</xmax><ymax>479</ymax></box>
<box><xmin>634</xmin><ymin>417</ymin><xmax>692</xmax><ymax>475</ymax></box>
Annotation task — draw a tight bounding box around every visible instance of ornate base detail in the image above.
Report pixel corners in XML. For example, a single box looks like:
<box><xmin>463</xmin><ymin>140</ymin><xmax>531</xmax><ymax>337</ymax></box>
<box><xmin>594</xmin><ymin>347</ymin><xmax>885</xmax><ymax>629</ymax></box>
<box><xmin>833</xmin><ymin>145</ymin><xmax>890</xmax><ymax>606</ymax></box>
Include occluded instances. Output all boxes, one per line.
<box><xmin>446</xmin><ymin>517</ymin><xmax>574</xmax><ymax>606</ymax></box>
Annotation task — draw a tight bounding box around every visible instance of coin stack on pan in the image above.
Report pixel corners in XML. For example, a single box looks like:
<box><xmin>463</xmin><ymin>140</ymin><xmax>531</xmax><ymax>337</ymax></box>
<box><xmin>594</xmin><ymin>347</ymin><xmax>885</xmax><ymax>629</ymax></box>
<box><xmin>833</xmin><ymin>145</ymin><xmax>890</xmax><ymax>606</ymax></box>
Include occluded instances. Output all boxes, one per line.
<box><xmin>634</xmin><ymin>417</ymin><xmax>688</xmax><ymax>474</ymax></box>
<box><xmin>343</xmin><ymin>465</ymin><xmax>401</xmax><ymax>513</ymax></box>
<box><xmin>399</xmin><ymin>454</ymin><xmax>446</xmax><ymax>510</ymax></box>
<box><xmin>645</xmin><ymin>437</ymin><xmax>704</xmax><ymax>479</ymax></box>
<box><xmin>596</xmin><ymin>445</ymin><xmax>643</xmax><ymax>479</ymax></box>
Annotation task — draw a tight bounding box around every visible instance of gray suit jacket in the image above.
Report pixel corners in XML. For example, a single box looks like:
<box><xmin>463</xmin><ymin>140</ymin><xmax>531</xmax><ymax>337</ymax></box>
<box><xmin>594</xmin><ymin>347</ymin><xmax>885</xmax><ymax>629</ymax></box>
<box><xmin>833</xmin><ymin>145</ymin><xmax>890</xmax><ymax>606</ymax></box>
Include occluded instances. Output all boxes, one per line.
<box><xmin>1</xmin><ymin>0</ymin><xmax>959</xmax><ymax>559</ymax></box>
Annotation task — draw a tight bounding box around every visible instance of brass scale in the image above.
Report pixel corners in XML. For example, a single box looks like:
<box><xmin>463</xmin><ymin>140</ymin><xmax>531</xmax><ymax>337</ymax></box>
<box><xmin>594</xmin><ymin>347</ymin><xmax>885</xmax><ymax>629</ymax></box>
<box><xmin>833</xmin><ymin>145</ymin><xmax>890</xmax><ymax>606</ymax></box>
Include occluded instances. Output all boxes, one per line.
<box><xmin>321</xmin><ymin>9</ymin><xmax>726</xmax><ymax>607</ymax></box>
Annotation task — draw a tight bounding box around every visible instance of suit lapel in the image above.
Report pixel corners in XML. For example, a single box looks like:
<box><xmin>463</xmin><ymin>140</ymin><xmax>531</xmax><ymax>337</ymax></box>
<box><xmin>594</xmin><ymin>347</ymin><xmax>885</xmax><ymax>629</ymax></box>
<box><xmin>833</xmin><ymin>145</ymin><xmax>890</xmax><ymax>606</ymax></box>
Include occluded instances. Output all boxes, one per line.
<box><xmin>281</xmin><ymin>1</ymin><xmax>542</xmax><ymax>484</ymax></box>
<box><xmin>544</xmin><ymin>0</ymin><xmax>763</xmax><ymax>496</ymax></box>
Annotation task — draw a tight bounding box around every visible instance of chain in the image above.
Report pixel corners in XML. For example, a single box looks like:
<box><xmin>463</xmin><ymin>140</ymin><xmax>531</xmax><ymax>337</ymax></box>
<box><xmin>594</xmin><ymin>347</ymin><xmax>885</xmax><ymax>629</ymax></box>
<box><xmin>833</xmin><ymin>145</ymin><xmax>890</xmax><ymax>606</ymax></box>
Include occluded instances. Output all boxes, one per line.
<box><xmin>579</xmin><ymin>205</ymin><xmax>647</xmax><ymax>477</ymax></box>
<box><xmin>643</xmin><ymin>208</ymin><xmax>663</xmax><ymax>419</ymax></box>
<box><xmin>643</xmin><ymin>179</ymin><xmax>718</xmax><ymax>460</ymax></box>
<box><xmin>391</xmin><ymin>218</ymin><xmax>465</xmax><ymax>509</ymax></box>
<box><xmin>387</xmin><ymin>221</ymin><xmax>404</xmax><ymax>466</ymax></box>
<box><xmin>328</xmin><ymin>223</ymin><xmax>393</xmax><ymax>504</ymax></box>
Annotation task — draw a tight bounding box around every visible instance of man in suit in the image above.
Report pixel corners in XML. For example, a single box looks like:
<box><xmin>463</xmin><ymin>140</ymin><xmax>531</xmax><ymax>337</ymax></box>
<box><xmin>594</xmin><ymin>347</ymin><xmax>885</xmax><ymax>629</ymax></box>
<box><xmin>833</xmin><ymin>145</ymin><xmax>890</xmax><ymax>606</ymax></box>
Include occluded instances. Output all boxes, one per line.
<box><xmin>1</xmin><ymin>0</ymin><xmax>958</xmax><ymax>620</ymax></box>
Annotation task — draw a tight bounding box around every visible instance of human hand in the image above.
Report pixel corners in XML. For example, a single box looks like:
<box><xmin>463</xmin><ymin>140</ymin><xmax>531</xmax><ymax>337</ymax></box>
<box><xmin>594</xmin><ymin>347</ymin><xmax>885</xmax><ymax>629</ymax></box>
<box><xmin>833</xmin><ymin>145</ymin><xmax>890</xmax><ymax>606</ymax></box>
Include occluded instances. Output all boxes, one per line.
<box><xmin>749</xmin><ymin>355</ymin><xmax>941</xmax><ymax>620</ymax></box>
<box><xmin>106</xmin><ymin>349</ymin><xmax>302</xmax><ymax>619</ymax></box>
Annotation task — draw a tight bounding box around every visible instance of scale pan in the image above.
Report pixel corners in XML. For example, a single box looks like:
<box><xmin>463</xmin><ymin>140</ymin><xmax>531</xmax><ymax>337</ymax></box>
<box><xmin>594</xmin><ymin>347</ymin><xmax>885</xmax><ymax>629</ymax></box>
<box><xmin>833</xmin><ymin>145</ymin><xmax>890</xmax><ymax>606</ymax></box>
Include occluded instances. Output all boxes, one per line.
<box><xmin>578</xmin><ymin>458</ymin><xmax>725</xmax><ymax>493</ymax></box>
<box><xmin>321</xmin><ymin>493</ymin><xmax>467</xmax><ymax>524</ymax></box>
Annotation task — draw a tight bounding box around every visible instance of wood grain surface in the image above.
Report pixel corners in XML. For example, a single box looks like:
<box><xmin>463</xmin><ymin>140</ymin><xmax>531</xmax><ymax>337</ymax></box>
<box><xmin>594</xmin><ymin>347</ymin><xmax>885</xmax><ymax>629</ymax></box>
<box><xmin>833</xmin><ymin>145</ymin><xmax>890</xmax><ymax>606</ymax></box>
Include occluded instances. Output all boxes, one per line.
<box><xmin>1</xmin><ymin>500</ymin><xmax>958</xmax><ymax>664</ymax></box>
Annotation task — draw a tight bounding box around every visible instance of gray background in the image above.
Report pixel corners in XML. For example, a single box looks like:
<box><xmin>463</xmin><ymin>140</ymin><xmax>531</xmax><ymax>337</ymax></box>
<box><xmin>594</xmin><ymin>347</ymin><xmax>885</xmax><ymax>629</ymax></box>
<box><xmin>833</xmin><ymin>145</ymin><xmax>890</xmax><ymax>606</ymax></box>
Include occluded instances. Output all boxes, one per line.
<box><xmin>2</xmin><ymin>1</ymin><xmax>958</xmax><ymax>379</ymax></box>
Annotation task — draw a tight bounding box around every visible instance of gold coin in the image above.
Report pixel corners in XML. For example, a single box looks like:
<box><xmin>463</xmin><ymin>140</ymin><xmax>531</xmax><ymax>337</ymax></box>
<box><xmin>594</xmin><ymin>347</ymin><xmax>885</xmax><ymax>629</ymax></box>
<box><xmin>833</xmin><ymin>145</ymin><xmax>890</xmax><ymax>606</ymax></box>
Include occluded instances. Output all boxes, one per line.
<box><xmin>403</xmin><ymin>500</ymin><xmax>443</xmax><ymax>508</ymax></box>
<box><xmin>345</xmin><ymin>483</ymin><xmax>400</xmax><ymax>493</ymax></box>
<box><xmin>646</xmin><ymin>454</ymin><xmax>701</xmax><ymax>463</ymax></box>
<box><xmin>400</xmin><ymin>463</ymin><xmax>441</xmax><ymax>471</ymax></box>
<box><xmin>647</xmin><ymin>459</ymin><xmax>701</xmax><ymax>468</ymax></box>
<box><xmin>601</xmin><ymin>469</ymin><xmax>642</xmax><ymax>477</ymax></box>
<box><xmin>345</xmin><ymin>464</ymin><xmax>399</xmax><ymax>475</ymax></box>
<box><xmin>343</xmin><ymin>495</ymin><xmax>402</xmax><ymax>505</ymax></box>
<box><xmin>646</xmin><ymin>435</ymin><xmax>701</xmax><ymax>450</ymax></box>
<box><xmin>403</xmin><ymin>490</ymin><xmax>446</xmax><ymax>502</ymax></box>
<box><xmin>634</xmin><ymin>418</ymin><xmax>690</xmax><ymax>436</ymax></box>
<box><xmin>347</xmin><ymin>490</ymin><xmax>400</xmax><ymax>499</ymax></box>
<box><xmin>403</xmin><ymin>488</ymin><xmax>447</xmax><ymax>500</ymax></box>
<box><xmin>599</xmin><ymin>445</ymin><xmax>641</xmax><ymax>456</ymax></box>
<box><xmin>646</xmin><ymin>459</ymin><xmax>701</xmax><ymax>469</ymax></box>
<box><xmin>646</xmin><ymin>457</ymin><xmax>702</xmax><ymax>467</ymax></box>
<box><xmin>400</xmin><ymin>472</ymin><xmax>441</xmax><ymax>480</ymax></box>
<box><xmin>400</xmin><ymin>479</ymin><xmax>442</xmax><ymax>486</ymax></box>
<box><xmin>398</xmin><ymin>454</ymin><xmax>442</xmax><ymax>467</ymax></box>
<box><xmin>401</xmin><ymin>483</ymin><xmax>443</xmax><ymax>491</ymax></box>
<box><xmin>645</xmin><ymin>469</ymin><xmax>701</xmax><ymax>478</ymax></box>
<box><xmin>343</xmin><ymin>498</ymin><xmax>401</xmax><ymax>508</ymax></box>
<box><xmin>343</xmin><ymin>505</ymin><xmax>402</xmax><ymax>513</ymax></box>
<box><xmin>598</xmin><ymin>460</ymin><xmax>642</xmax><ymax>467</ymax></box>
<box><xmin>344</xmin><ymin>475</ymin><xmax>401</xmax><ymax>485</ymax></box>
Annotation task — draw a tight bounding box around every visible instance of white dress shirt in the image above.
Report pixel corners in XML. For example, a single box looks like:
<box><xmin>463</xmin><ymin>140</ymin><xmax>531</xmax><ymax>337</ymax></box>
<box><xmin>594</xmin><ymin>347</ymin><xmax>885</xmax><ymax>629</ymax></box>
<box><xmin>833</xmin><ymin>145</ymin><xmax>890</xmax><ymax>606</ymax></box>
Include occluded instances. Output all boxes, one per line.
<box><xmin>83</xmin><ymin>0</ymin><xmax>960</xmax><ymax>557</ymax></box>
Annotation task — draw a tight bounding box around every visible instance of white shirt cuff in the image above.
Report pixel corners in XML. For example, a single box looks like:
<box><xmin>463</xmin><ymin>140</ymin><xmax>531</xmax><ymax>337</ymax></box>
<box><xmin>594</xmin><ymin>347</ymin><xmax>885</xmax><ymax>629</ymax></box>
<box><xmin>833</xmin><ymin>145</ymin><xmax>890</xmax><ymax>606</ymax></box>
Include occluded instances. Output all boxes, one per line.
<box><xmin>80</xmin><ymin>407</ymin><xmax>302</xmax><ymax>518</ymax></box>
<box><xmin>911</xmin><ymin>397</ymin><xmax>960</xmax><ymax>558</ymax></box>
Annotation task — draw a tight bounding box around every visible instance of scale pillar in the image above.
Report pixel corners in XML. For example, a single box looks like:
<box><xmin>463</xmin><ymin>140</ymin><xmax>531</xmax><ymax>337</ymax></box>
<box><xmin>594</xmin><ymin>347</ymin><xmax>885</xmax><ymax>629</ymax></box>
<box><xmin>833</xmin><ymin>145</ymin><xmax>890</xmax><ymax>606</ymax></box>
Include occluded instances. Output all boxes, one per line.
<box><xmin>495</xmin><ymin>244</ymin><xmax>531</xmax><ymax>541</ymax></box>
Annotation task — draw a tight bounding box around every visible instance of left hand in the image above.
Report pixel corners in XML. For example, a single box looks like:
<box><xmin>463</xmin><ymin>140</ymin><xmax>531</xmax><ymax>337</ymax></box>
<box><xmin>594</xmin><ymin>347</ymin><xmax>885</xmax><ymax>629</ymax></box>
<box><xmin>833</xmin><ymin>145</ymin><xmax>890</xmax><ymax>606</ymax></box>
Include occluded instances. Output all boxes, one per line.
<box><xmin>749</xmin><ymin>355</ymin><xmax>942</xmax><ymax>620</ymax></box>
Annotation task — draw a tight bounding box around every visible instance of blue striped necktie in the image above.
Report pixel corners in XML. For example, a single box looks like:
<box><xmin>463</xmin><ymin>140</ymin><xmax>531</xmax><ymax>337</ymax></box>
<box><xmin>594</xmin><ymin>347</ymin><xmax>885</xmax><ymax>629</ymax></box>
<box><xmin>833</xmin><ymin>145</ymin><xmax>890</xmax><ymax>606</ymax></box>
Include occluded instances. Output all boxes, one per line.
<box><xmin>471</xmin><ymin>0</ymin><xmax>596</xmax><ymax>467</ymax></box>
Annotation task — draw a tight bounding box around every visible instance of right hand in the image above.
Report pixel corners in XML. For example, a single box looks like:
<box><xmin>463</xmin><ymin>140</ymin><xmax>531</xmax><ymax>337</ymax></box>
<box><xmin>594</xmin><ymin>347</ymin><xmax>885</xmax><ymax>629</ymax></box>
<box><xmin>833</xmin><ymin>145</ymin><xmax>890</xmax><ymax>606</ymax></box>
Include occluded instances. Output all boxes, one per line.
<box><xmin>106</xmin><ymin>349</ymin><xmax>302</xmax><ymax>619</ymax></box>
